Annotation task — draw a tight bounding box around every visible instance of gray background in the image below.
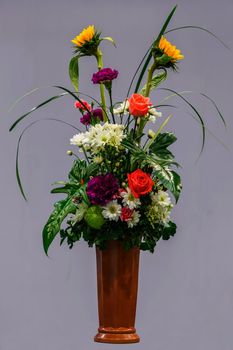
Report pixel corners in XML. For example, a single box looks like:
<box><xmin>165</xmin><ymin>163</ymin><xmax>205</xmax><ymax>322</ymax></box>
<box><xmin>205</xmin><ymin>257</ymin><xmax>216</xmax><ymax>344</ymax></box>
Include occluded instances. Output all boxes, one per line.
<box><xmin>0</xmin><ymin>0</ymin><xmax>233</xmax><ymax>349</ymax></box>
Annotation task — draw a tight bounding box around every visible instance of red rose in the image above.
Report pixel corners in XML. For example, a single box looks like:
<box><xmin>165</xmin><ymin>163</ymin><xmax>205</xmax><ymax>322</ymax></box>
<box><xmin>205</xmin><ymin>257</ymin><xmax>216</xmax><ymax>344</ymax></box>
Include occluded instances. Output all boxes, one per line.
<box><xmin>120</xmin><ymin>207</ymin><xmax>133</xmax><ymax>222</ymax></box>
<box><xmin>128</xmin><ymin>93</ymin><xmax>152</xmax><ymax>117</ymax></box>
<box><xmin>127</xmin><ymin>169</ymin><xmax>154</xmax><ymax>198</ymax></box>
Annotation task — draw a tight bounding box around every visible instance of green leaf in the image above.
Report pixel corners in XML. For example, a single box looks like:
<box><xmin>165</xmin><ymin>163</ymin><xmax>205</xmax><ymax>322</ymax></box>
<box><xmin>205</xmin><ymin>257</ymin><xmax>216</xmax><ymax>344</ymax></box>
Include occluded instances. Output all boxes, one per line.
<box><xmin>162</xmin><ymin>221</ymin><xmax>177</xmax><ymax>240</ymax></box>
<box><xmin>140</xmin><ymin>70</ymin><xmax>167</xmax><ymax>96</ymax></box>
<box><xmin>51</xmin><ymin>183</ymin><xmax>80</xmax><ymax>195</ymax></box>
<box><xmin>9</xmin><ymin>93</ymin><xmax>67</xmax><ymax>131</ymax></box>
<box><xmin>165</xmin><ymin>25</ymin><xmax>230</xmax><ymax>50</ymax></box>
<box><xmin>101</xmin><ymin>36</ymin><xmax>116</xmax><ymax>47</ymax></box>
<box><xmin>43</xmin><ymin>195</ymin><xmax>77</xmax><ymax>255</ymax></box>
<box><xmin>150</xmin><ymin>132</ymin><xmax>177</xmax><ymax>151</ymax></box>
<box><xmin>68</xmin><ymin>159</ymin><xmax>98</xmax><ymax>183</ymax></box>
<box><xmin>69</xmin><ymin>56</ymin><xmax>80</xmax><ymax>92</ymax></box>
<box><xmin>153</xmin><ymin>167</ymin><xmax>182</xmax><ymax>202</ymax></box>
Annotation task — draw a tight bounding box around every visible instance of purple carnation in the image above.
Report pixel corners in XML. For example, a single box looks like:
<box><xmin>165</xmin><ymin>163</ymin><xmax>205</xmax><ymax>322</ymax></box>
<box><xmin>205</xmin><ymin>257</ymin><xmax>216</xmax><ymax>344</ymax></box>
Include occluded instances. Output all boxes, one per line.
<box><xmin>80</xmin><ymin>108</ymin><xmax>104</xmax><ymax>126</ymax></box>
<box><xmin>86</xmin><ymin>173</ymin><xmax>119</xmax><ymax>206</ymax></box>
<box><xmin>92</xmin><ymin>68</ymin><xmax>118</xmax><ymax>84</ymax></box>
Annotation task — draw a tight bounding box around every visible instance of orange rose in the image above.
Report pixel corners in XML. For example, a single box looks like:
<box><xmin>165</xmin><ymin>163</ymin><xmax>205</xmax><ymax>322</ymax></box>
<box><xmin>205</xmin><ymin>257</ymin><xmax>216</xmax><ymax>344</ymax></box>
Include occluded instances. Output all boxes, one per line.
<box><xmin>128</xmin><ymin>93</ymin><xmax>152</xmax><ymax>117</ymax></box>
<box><xmin>128</xmin><ymin>169</ymin><xmax>154</xmax><ymax>198</ymax></box>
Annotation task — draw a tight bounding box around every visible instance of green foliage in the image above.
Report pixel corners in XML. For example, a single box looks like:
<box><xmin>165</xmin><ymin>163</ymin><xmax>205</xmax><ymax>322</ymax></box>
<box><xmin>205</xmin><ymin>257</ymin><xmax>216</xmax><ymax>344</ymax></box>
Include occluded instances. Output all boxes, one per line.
<box><xmin>149</xmin><ymin>132</ymin><xmax>177</xmax><ymax>160</ymax></box>
<box><xmin>140</xmin><ymin>70</ymin><xmax>167</xmax><ymax>96</ymax></box>
<box><xmin>69</xmin><ymin>55</ymin><xmax>80</xmax><ymax>92</ymax></box>
<box><xmin>43</xmin><ymin>194</ymin><xmax>77</xmax><ymax>255</ymax></box>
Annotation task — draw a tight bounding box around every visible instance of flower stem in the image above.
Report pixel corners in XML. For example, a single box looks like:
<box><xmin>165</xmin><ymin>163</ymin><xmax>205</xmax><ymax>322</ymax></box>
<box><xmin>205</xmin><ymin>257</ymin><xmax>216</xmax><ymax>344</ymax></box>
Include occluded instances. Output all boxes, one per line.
<box><xmin>137</xmin><ymin>61</ymin><xmax>157</xmax><ymax>141</ymax></box>
<box><xmin>95</xmin><ymin>48</ymin><xmax>109</xmax><ymax>122</ymax></box>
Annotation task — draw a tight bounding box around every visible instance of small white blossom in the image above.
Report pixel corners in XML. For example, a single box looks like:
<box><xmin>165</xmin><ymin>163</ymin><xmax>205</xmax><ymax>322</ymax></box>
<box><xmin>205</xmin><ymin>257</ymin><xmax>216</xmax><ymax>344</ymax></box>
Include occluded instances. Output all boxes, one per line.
<box><xmin>113</xmin><ymin>100</ymin><xmax>129</xmax><ymax>115</ymax></box>
<box><xmin>102</xmin><ymin>201</ymin><xmax>121</xmax><ymax>221</ymax></box>
<box><xmin>121</xmin><ymin>188</ymin><xmax>141</xmax><ymax>209</ymax></box>
<box><xmin>127</xmin><ymin>210</ymin><xmax>141</xmax><ymax>228</ymax></box>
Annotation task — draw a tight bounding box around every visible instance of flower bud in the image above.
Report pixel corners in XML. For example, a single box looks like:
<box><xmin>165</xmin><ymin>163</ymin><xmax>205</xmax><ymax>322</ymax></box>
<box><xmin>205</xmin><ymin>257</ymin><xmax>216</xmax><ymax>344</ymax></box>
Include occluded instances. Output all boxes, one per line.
<box><xmin>148</xmin><ymin>129</ymin><xmax>155</xmax><ymax>139</ymax></box>
<box><xmin>67</xmin><ymin>150</ymin><xmax>73</xmax><ymax>156</ymax></box>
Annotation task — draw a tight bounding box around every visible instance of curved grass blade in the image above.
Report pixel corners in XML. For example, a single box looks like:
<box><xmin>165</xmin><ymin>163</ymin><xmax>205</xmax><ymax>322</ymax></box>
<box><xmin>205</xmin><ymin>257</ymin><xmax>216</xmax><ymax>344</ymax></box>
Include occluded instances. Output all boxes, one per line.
<box><xmin>165</xmin><ymin>26</ymin><xmax>230</xmax><ymax>50</ymax></box>
<box><xmin>134</xmin><ymin>5</ymin><xmax>177</xmax><ymax>94</ymax></box>
<box><xmin>187</xmin><ymin>112</ymin><xmax>230</xmax><ymax>154</ymax></box>
<box><xmin>69</xmin><ymin>55</ymin><xmax>80</xmax><ymax>92</ymax></box>
<box><xmin>9</xmin><ymin>93</ymin><xmax>67</xmax><ymax>131</ymax></box>
<box><xmin>16</xmin><ymin>118</ymin><xmax>81</xmax><ymax>200</ymax></box>
<box><xmin>200</xmin><ymin>92</ymin><xmax>226</xmax><ymax>128</ymax></box>
<box><xmin>53</xmin><ymin>85</ymin><xmax>93</xmax><ymax>115</ymax></box>
<box><xmin>160</xmin><ymin>90</ymin><xmax>226</xmax><ymax>128</ymax></box>
<box><xmin>159</xmin><ymin>87</ymin><xmax>206</xmax><ymax>154</ymax></box>
<box><xmin>8</xmin><ymin>88</ymin><xmax>40</xmax><ymax>113</ymax></box>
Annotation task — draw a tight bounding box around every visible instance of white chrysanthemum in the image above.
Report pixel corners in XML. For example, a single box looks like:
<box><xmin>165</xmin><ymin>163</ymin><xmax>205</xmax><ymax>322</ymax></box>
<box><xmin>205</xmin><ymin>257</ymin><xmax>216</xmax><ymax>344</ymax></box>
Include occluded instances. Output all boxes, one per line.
<box><xmin>127</xmin><ymin>210</ymin><xmax>141</xmax><ymax>228</ymax></box>
<box><xmin>113</xmin><ymin>100</ymin><xmax>129</xmax><ymax>115</ymax></box>
<box><xmin>160</xmin><ymin>207</ymin><xmax>171</xmax><ymax>224</ymax></box>
<box><xmin>70</xmin><ymin>133</ymin><xmax>87</xmax><ymax>147</ymax></box>
<box><xmin>70</xmin><ymin>123</ymin><xmax>125</xmax><ymax>154</ymax></box>
<box><xmin>151</xmin><ymin>190</ymin><xmax>172</xmax><ymax>207</ymax></box>
<box><xmin>121</xmin><ymin>188</ymin><xmax>141</xmax><ymax>209</ymax></box>
<box><xmin>102</xmin><ymin>201</ymin><xmax>121</xmax><ymax>221</ymax></box>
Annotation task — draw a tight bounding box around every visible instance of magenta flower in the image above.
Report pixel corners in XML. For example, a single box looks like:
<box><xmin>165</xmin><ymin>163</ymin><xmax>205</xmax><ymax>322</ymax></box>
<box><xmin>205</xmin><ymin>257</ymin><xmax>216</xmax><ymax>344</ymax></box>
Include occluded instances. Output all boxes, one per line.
<box><xmin>86</xmin><ymin>173</ymin><xmax>119</xmax><ymax>206</ymax></box>
<box><xmin>92</xmin><ymin>68</ymin><xmax>118</xmax><ymax>84</ymax></box>
<box><xmin>80</xmin><ymin>108</ymin><xmax>104</xmax><ymax>126</ymax></box>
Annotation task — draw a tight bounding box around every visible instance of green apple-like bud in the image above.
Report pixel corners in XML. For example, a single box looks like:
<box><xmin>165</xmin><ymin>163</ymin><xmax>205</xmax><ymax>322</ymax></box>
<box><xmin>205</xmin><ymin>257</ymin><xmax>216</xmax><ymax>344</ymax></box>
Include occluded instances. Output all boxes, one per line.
<box><xmin>84</xmin><ymin>205</ymin><xmax>105</xmax><ymax>229</ymax></box>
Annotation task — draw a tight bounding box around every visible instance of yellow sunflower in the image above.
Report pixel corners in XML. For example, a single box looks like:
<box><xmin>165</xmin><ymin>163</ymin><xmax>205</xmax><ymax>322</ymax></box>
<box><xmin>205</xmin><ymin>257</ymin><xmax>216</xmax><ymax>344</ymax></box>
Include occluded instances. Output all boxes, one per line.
<box><xmin>159</xmin><ymin>36</ymin><xmax>184</xmax><ymax>61</ymax></box>
<box><xmin>71</xmin><ymin>25</ymin><xmax>95</xmax><ymax>47</ymax></box>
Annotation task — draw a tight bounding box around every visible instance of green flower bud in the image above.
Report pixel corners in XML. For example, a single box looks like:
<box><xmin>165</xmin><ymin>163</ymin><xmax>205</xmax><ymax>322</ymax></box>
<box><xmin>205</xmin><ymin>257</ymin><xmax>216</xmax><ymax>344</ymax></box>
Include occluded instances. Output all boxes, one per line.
<box><xmin>67</xmin><ymin>150</ymin><xmax>73</xmax><ymax>156</ymax></box>
<box><xmin>84</xmin><ymin>205</ymin><xmax>105</xmax><ymax>229</ymax></box>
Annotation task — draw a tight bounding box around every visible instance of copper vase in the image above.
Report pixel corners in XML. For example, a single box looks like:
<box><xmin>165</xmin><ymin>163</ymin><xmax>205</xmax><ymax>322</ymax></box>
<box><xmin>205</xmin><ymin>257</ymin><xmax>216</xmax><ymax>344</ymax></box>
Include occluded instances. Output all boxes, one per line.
<box><xmin>94</xmin><ymin>240</ymin><xmax>140</xmax><ymax>344</ymax></box>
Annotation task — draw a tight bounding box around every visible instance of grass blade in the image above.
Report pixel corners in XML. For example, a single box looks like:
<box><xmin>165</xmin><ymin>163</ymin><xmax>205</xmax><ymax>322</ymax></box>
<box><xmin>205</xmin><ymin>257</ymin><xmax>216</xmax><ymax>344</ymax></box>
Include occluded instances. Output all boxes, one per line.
<box><xmin>9</xmin><ymin>93</ymin><xmax>67</xmax><ymax>131</ymax></box>
<box><xmin>159</xmin><ymin>87</ymin><xmax>206</xmax><ymax>154</ymax></box>
<box><xmin>165</xmin><ymin>26</ymin><xmax>230</xmax><ymax>50</ymax></box>
<box><xmin>15</xmin><ymin>118</ymin><xmax>81</xmax><ymax>200</ymax></box>
<box><xmin>129</xmin><ymin>5</ymin><xmax>178</xmax><ymax>95</ymax></box>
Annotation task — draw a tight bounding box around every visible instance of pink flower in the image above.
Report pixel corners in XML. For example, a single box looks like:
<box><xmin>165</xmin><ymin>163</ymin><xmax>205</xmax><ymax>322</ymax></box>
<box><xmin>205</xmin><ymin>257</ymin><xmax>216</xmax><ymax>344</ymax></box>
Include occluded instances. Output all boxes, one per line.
<box><xmin>74</xmin><ymin>99</ymin><xmax>91</xmax><ymax>111</ymax></box>
<box><xmin>120</xmin><ymin>207</ymin><xmax>133</xmax><ymax>222</ymax></box>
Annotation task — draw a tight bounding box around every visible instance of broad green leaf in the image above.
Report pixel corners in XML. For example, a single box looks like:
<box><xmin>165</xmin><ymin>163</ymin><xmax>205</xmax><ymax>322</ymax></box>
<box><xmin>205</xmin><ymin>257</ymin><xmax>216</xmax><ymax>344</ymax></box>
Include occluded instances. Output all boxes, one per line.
<box><xmin>150</xmin><ymin>132</ymin><xmax>177</xmax><ymax>151</ymax></box>
<box><xmin>15</xmin><ymin>118</ymin><xmax>80</xmax><ymax>200</ymax></box>
<box><xmin>43</xmin><ymin>194</ymin><xmax>78</xmax><ymax>255</ymax></box>
<box><xmin>69</xmin><ymin>56</ymin><xmax>80</xmax><ymax>92</ymax></box>
<box><xmin>162</xmin><ymin>221</ymin><xmax>177</xmax><ymax>240</ymax></box>
<box><xmin>102</xmin><ymin>36</ymin><xmax>116</xmax><ymax>47</ymax></box>
<box><xmin>68</xmin><ymin>159</ymin><xmax>98</xmax><ymax>183</ymax></box>
<box><xmin>9</xmin><ymin>93</ymin><xmax>67</xmax><ymax>131</ymax></box>
<box><xmin>140</xmin><ymin>70</ymin><xmax>167</xmax><ymax>96</ymax></box>
<box><xmin>51</xmin><ymin>183</ymin><xmax>80</xmax><ymax>195</ymax></box>
<box><xmin>152</xmin><ymin>166</ymin><xmax>182</xmax><ymax>202</ymax></box>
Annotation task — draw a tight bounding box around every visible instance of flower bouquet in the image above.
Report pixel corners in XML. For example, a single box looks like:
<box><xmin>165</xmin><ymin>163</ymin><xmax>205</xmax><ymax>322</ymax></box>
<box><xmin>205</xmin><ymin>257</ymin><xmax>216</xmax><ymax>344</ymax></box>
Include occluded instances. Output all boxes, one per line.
<box><xmin>10</xmin><ymin>5</ymin><xmax>226</xmax><ymax>344</ymax></box>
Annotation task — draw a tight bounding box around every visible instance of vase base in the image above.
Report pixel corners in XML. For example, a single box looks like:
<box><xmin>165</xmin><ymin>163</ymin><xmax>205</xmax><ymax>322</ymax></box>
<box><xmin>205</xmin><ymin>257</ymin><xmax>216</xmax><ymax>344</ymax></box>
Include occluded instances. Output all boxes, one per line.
<box><xmin>94</xmin><ymin>327</ymin><xmax>140</xmax><ymax>344</ymax></box>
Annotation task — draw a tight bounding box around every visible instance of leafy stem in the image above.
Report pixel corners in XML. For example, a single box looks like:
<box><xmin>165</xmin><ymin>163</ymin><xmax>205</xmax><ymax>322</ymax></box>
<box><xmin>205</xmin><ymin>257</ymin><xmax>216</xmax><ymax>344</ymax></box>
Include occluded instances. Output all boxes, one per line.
<box><xmin>136</xmin><ymin>61</ymin><xmax>157</xmax><ymax>141</ymax></box>
<box><xmin>95</xmin><ymin>48</ymin><xmax>108</xmax><ymax>122</ymax></box>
